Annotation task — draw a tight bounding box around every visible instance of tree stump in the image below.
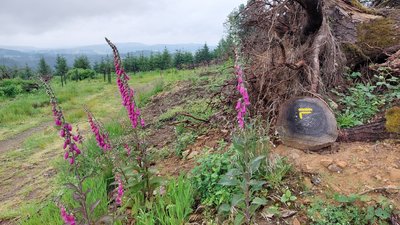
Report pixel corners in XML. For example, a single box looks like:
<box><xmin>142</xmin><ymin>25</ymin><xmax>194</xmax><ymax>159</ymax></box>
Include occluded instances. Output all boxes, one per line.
<box><xmin>276</xmin><ymin>97</ymin><xmax>338</xmax><ymax>150</ymax></box>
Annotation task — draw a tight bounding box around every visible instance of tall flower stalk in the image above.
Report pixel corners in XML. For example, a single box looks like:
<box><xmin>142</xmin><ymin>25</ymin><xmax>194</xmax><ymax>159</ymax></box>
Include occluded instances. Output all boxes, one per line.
<box><xmin>106</xmin><ymin>37</ymin><xmax>159</xmax><ymax>201</ymax></box>
<box><xmin>115</xmin><ymin>174</ymin><xmax>124</xmax><ymax>206</ymax></box>
<box><xmin>85</xmin><ymin>107</ymin><xmax>112</xmax><ymax>151</ymax></box>
<box><xmin>42</xmin><ymin>79</ymin><xmax>82</xmax><ymax>164</ymax></box>
<box><xmin>234</xmin><ymin>49</ymin><xmax>250</xmax><ymax>128</ymax></box>
<box><xmin>105</xmin><ymin>37</ymin><xmax>145</xmax><ymax>129</ymax></box>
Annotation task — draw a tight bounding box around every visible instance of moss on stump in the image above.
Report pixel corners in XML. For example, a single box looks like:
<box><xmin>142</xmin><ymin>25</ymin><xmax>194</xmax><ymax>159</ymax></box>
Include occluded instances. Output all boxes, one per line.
<box><xmin>385</xmin><ymin>106</ymin><xmax>400</xmax><ymax>133</ymax></box>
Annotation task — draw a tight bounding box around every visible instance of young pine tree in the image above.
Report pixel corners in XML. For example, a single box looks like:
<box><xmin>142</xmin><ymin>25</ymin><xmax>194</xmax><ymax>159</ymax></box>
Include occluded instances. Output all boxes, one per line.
<box><xmin>37</xmin><ymin>57</ymin><xmax>52</xmax><ymax>77</ymax></box>
<box><xmin>55</xmin><ymin>55</ymin><xmax>68</xmax><ymax>86</ymax></box>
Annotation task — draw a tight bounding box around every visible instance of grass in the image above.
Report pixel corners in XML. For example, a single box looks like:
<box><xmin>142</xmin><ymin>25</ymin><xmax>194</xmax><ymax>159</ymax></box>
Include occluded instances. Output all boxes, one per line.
<box><xmin>0</xmin><ymin>68</ymin><xmax>198</xmax><ymax>141</ymax></box>
<box><xmin>132</xmin><ymin>175</ymin><xmax>195</xmax><ymax>225</ymax></box>
<box><xmin>0</xmin><ymin>68</ymin><xmax>201</xmax><ymax>221</ymax></box>
<box><xmin>19</xmin><ymin>202</ymin><xmax>63</xmax><ymax>225</ymax></box>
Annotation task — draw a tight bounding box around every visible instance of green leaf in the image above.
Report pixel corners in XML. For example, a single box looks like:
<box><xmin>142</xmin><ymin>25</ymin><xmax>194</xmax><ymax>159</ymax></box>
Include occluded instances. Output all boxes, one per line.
<box><xmin>226</xmin><ymin>168</ymin><xmax>242</xmax><ymax>176</ymax></box>
<box><xmin>218</xmin><ymin>203</ymin><xmax>231</xmax><ymax>213</ymax></box>
<box><xmin>374</xmin><ymin>208</ymin><xmax>390</xmax><ymax>219</ymax></box>
<box><xmin>231</xmin><ymin>194</ymin><xmax>245</xmax><ymax>207</ymax></box>
<box><xmin>219</xmin><ymin>175</ymin><xmax>238</xmax><ymax>186</ymax></box>
<box><xmin>252</xmin><ymin>197</ymin><xmax>267</xmax><ymax>206</ymax></box>
<box><xmin>267</xmin><ymin>206</ymin><xmax>280</xmax><ymax>216</ymax></box>
<box><xmin>249</xmin><ymin>180</ymin><xmax>266</xmax><ymax>188</ymax></box>
<box><xmin>234</xmin><ymin>213</ymin><xmax>245</xmax><ymax>225</ymax></box>
<box><xmin>250</xmin><ymin>156</ymin><xmax>265</xmax><ymax>172</ymax></box>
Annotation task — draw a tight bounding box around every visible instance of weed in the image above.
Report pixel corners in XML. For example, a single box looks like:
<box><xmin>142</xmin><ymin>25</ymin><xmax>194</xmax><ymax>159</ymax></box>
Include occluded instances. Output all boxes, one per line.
<box><xmin>334</xmin><ymin>83</ymin><xmax>383</xmax><ymax>128</ymax></box>
<box><xmin>280</xmin><ymin>189</ymin><xmax>297</xmax><ymax>206</ymax></box>
<box><xmin>175</xmin><ymin>129</ymin><xmax>197</xmax><ymax>157</ymax></box>
<box><xmin>307</xmin><ymin>194</ymin><xmax>394</xmax><ymax>225</ymax></box>
<box><xmin>191</xmin><ymin>152</ymin><xmax>236</xmax><ymax>207</ymax></box>
<box><xmin>218</xmin><ymin>122</ymin><xmax>270</xmax><ymax>225</ymax></box>
<box><xmin>334</xmin><ymin>68</ymin><xmax>400</xmax><ymax>128</ymax></box>
<box><xmin>263</xmin><ymin>156</ymin><xmax>292</xmax><ymax>189</ymax></box>
<box><xmin>62</xmin><ymin>176</ymin><xmax>109</xmax><ymax>222</ymax></box>
<box><xmin>154</xmin><ymin>175</ymin><xmax>195</xmax><ymax>225</ymax></box>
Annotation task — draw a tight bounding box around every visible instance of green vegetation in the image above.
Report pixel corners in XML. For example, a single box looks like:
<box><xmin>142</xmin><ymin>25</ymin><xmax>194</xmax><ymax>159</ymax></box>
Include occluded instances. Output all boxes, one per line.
<box><xmin>131</xmin><ymin>176</ymin><xmax>195</xmax><ymax>225</ymax></box>
<box><xmin>37</xmin><ymin>56</ymin><xmax>52</xmax><ymax>76</ymax></box>
<box><xmin>66</xmin><ymin>68</ymin><xmax>96</xmax><ymax>81</ymax></box>
<box><xmin>191</xmin><ymin>152</ymin><xmax>236</xmax><ymax>206</ymax></box>
<box><xmin>0</xmin><ymin>78</ymin><xmax>38</xmax><ymax>97</ymax></box>
<box><xmin>2</xmin><ymin>53</ymin><xmax>397</xmax><ymax>224</ymax></box>
<box><xmin>19</xmin><ymin>202</ymin><xmax>63</xmax><ymax>225</ymax></box>
<box><xmin>334</xmin><ymin>68</ymin><xmax>399</xmax><ymax>128</ymax></box>
<box><xmin>190</xmin><ymin>121</ymin><xmax>294</xmax><ymax>224</ymax></box>
<box><xmin>308</xmin><ymin>194</ymin><xmax>394</xmax><ymax>225</ymax></box>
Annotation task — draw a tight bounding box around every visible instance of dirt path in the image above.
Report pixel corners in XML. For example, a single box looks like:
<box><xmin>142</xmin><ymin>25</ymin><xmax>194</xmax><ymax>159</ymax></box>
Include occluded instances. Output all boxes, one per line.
<box><xmin>0</xmin><ymin>121</ymin><xmax>53</xmax><ymax>153</ymax></box>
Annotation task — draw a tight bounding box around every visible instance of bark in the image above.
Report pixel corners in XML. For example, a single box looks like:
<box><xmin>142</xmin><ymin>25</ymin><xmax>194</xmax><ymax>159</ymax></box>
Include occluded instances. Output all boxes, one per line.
<box><xmin>294</xmin><ymin>0</ymin><xmax>323</xmax><ymax>37</ymax></box>
<box><xmin>373</xmin><ymin>0</ymin><xmax>400</xmax><ymax>8</ymax></box>
<box><xmin>338</xmin><ymin>118</ymin><xmax>399</xmax><ymax>142</ymax></box>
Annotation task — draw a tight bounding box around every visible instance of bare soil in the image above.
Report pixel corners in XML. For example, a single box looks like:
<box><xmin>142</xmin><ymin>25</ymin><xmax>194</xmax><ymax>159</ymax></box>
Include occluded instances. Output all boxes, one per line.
<box><xmin>274</xmin><ymin>140</ymin><xmax>400</xmax><ymax>207</ymax></box>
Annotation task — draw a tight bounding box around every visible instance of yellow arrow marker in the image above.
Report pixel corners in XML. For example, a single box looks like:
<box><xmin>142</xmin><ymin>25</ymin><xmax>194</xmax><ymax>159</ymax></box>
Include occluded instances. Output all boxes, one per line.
<box><xmin>298</xmin><ymin>108</ymin><xmax>313</xmax><ymax>119</ymax></box>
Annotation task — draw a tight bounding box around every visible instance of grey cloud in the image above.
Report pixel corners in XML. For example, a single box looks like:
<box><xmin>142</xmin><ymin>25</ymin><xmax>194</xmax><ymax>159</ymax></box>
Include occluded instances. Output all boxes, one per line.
<box><xmin>0</xmin><ymin>0</ymin><xmax>246</xmax><ymax>47</ymax></box>
<box><xmin>1</xmin><ymin>0</ymin><xmax>157</xmax><ymax>34</ymax></box>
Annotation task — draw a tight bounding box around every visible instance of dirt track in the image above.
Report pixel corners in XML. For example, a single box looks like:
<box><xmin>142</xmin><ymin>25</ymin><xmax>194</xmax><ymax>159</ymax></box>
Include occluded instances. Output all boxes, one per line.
<box><xmin>0</xmin><ymin>121</ymin><xmax>53</xmax><ymax>153</ymax></box>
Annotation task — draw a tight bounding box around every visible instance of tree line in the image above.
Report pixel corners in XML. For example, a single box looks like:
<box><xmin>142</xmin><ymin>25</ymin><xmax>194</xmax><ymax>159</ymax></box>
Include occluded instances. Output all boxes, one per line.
<box><xmin>0</xmin><ymin>39</ymin><xmax>234</xmax><ymax>82</ymax></box>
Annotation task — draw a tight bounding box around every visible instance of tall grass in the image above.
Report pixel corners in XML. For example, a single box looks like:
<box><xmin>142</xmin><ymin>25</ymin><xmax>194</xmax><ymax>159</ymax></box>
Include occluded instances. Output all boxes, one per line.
<box><xmin>154</xmin><ymin>175</ymin><xmax>195</xmax><ymax>225</ymax></box>
<box><xmin>133</xmin><ymin>175</ymin><xmax>195</xmax><ymax>225</ymax></box>
<box><xmin>19</xmin><ymin>202</ymin><xmax>63</xmax><ymax>225</ymax></box>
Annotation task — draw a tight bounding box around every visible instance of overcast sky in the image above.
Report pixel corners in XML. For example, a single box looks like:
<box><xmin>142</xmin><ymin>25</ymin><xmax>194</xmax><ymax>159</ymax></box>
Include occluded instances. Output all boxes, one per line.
<box><xmin>0</xmin><ymin>0</ymin><xmax>246</xmax><ymax>48</ymax></box>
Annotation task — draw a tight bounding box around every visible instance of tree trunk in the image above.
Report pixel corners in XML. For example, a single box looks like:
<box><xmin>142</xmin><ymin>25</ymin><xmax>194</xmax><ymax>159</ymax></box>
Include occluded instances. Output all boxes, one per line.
<box><xmin>107</xmin><ymin>68</ymin><xmax>111</xmax><ymax>84</ymax></box>
<box><xmin>338</xmin><ymin>118</ymin><xmax>399</xmax><ymax>142</ymax></box>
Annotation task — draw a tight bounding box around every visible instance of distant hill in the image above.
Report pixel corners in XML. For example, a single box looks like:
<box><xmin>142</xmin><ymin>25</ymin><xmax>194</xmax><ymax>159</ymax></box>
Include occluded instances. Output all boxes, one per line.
<box><xmin>0</xmin><ymin>42</ymin><xmax>213</xmax><ymax>68</ymax></box>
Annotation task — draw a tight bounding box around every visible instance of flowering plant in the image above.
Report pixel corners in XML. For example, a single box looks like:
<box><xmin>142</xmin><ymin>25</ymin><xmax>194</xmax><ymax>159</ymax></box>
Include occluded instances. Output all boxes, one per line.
<box><xmin>234</xmin><ymin>50</ymin><xmax>250</xmax><ymax>128</ymax></box>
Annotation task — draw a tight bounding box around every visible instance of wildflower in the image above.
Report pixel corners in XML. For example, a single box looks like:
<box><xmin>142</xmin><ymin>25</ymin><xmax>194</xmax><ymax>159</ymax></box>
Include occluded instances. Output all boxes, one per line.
<box><xmin>86</xmin><ymin>109</ymin><xmax>111</xmax><ymax>151</ymax></box>
<box><xmin>115</xmin><ymin>175</ymin><xmax>124</xmax><ymax>206</ymax></box>
<box><xmin>60</xmin><ymin>206</ymin><xmax>76</xmax><ymax>225</ymax></box>
<box><xmin>42</xmin><ymin>79</ymin><xmax>81</xmax><ymax>164</ymax></box>
<box><xmin>124</xmin><ymin>144</ymin><xmax>131</xmax><ymax>156</ymax></box>
<box><xmin>61</xmin><ymin>123</ymin><xmax>82</xmax><ymax>164</ymax></box>
<box><xmin>105</xmin><ymin>37</ymin><xmax>145</xmax><ymax>129</ymax></box>
<box><xmin>234</xmin><ymin>50</ymin><xmax>250</xmax><ymax>128</ymax></box>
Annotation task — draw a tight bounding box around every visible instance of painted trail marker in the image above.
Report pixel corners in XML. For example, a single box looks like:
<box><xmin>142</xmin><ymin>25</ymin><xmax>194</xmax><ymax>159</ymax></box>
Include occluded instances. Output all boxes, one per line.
<box><xmin>276</xmin><ymin>97</ymin><xmax>338</xmax><ymax>151</ymax></box>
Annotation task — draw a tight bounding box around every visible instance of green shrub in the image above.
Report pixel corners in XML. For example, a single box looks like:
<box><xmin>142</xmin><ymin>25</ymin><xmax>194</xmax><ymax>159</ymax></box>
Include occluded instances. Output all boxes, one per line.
<box><xmin>0</xmin><ymin>78</ymin><xmax>38</xmax><ymax>97</ymax></box>
<box><xmin>218</xmin><ymin>122</ymin><xmax>270</xmax><ymax>224</ymax></box>
<box><xmin>191</xmin><ymin>152</ymin><xmax>236</xmax><ymax>207</ymax></box>
<box><xmin>66</xmin><ymin>68</ymin><xmax>96</xmax><ymax>81</ymax></box>
<box><xmin>334</xmin><ymin>68</ymin><xmax>399</xmax><ymax>128</ymax></box>
<box><xmin>334</xmin><ymin>83</ymin><xmax>384</xmax><ymax>128</ymax></box>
